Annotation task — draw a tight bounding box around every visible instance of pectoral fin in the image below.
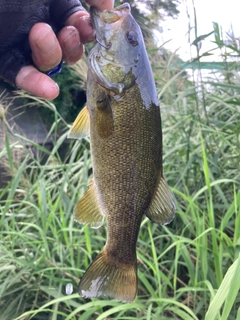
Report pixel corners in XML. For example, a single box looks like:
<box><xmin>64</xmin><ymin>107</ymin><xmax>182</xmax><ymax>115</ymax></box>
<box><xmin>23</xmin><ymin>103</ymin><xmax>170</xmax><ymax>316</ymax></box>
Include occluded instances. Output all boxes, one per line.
<box><xmin>74</xmin><ymin>180</ymin><xmax>104</xmax><ymax>229</ymax></box>
<box><xmin>146</xmin><ymin>175</ymin><xmax>176</xmax><ymax>225</ymax></box>
<box><xmin>96</xmin><ymin>92</ymin><xmax>114</xmax><ymax>138</ymax></box>
<box><xmin>68</xmin><ymin>105</ymin><xmax>90</xmax><ymax>139</ymax></box>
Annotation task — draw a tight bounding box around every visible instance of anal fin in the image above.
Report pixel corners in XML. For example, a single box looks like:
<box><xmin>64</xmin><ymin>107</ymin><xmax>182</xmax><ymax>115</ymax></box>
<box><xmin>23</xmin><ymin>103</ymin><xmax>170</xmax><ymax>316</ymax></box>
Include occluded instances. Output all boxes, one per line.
<box><xmin>74</xmin><ymin>180</ymin><xmax>104</xmax><ymax>229</ymax></box>
<box><xmin>68</xmin><ymin>105</ymin><xmax>90</xmax><ymax>139</ymax></box>
<box><xmin>146</xmin><ymin>175</ymin><xmax>176</xmax><ymax>225</ymax></box>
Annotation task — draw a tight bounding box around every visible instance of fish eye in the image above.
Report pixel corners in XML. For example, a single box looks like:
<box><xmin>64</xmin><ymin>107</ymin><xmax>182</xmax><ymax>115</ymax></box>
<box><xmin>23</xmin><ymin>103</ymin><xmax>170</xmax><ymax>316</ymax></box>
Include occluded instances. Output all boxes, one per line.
<box><xmin>126</xmin><ymin>31</ymin><xmax>139</xmax><ymax>46</ymax></box>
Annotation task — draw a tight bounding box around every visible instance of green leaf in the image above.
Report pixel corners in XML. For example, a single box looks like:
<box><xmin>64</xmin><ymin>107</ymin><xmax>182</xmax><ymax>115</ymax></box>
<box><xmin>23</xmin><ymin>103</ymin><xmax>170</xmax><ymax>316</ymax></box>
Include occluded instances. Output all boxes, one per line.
<box><xmin>205</xmin><ymin>255</ymin><xmax>240</xmax><ymax>320</ymax></box>
<box><xmin>192</xmin><ymin>31</ymin><xmax>214</xmax><ymax>46</ymax></box>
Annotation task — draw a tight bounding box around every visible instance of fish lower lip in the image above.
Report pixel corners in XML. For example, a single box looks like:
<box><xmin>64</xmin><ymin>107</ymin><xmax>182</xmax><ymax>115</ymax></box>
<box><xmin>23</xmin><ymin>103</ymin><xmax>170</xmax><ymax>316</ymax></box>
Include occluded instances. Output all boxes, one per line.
<box><xmin>102</xmin><ymin>3</ymin><xmax>131</xmax><ymax>23</ymax></box>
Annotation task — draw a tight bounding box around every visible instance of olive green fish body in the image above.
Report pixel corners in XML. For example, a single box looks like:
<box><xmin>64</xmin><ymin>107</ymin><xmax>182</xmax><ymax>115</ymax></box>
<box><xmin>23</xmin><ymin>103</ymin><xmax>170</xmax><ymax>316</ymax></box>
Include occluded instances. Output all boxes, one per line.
<box><xmin>69</xmin><ymin>3</ymin><xmax>175</xmax><ymax>302</ymax></box>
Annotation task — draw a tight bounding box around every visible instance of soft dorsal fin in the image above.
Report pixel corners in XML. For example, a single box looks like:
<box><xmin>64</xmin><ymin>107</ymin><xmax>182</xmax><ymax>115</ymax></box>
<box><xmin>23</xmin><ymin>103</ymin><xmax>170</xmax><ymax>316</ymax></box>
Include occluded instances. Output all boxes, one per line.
<box><xmin>146</xmin><ymin>175</ymin><xmax>175</xmax><ymax>225</ymax></box>
<box><xmin>68</xmin><ymin>105</ymin><xmax>90</xmax><ymax>139</ymax></box>
<box><xmin>74</xmin><ymin>180</ymin><xmax>104</xmax><ymax>229</ymax></box>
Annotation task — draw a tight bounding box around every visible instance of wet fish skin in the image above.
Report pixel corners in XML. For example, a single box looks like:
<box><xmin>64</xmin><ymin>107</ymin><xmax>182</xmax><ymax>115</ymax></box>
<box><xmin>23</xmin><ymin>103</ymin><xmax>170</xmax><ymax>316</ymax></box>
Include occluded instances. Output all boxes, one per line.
<box><xmin>69</xmin><ymin>2</ymin><xmax>175</xmax><ymax>302</ymax></box>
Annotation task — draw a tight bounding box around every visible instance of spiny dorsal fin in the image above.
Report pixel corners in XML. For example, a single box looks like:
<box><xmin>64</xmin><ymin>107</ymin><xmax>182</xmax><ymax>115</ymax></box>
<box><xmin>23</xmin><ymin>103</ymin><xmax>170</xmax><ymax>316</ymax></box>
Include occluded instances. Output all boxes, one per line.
<box><xmin>74</xmin><ymin>180</ymin><xmax>104</xmax><ymax>229</ymax></box>
<box><xmin>79</xmin><ymin>247</ymin><xmax>137</xmax><ymax>302</ymax></box>
<box><xmin>68</xmin><ymin>105</ymin><xmax>90</xmax><ymax>139</ymax></box>
<box><xmin>146</xmin><ymin>175</ymin><xmax>175</xmax><ymax>225</ymax></box>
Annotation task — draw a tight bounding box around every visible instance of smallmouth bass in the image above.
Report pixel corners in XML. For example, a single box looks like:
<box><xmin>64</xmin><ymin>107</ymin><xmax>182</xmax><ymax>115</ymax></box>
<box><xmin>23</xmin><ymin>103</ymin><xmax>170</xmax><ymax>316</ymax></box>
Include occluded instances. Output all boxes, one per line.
<box><xmin>68</xmin><ymin>2</ymin><xmax>175</xmax><ymax>302</ymax></box>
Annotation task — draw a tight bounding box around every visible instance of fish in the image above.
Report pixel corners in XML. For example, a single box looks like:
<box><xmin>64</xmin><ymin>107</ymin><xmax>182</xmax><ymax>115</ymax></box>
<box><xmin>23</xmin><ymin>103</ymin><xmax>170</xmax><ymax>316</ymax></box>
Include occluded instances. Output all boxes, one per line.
<box><xmin>68</xmin><ymin>2</ymin><xmax>176</xmax><ymax>302</ymax></box>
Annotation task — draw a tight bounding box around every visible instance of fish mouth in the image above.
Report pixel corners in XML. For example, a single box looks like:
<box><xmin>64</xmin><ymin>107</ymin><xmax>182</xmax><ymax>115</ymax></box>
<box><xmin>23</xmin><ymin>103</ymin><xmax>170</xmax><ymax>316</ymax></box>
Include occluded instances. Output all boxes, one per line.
<box><xmin>90</xmin><ymin>3</ymin><xmax>131</xmax><ymax>48</ymax></box>
<box><xmin>89</xmin><ymin>3</ymin><xmax>132</xmax><ymax>94</ymax></box>
<box><xmin>90</xmin><ymin>3</ymin><xmax>130</xmax><ymax>24</ymax></box>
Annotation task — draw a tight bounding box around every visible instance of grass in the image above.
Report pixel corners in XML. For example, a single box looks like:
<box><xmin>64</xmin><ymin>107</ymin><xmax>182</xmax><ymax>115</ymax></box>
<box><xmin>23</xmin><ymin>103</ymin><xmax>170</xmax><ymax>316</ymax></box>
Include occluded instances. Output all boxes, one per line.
<box><xmin>1</xmin><ymin>23</ymin><xmax>240</xmax><ymax>320</ymax></box>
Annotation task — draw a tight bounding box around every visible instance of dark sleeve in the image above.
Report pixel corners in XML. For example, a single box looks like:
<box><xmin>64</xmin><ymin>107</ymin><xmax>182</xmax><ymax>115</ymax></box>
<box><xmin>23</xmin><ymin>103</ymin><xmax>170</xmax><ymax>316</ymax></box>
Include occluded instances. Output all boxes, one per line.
<box><xmin>0</xmin><ymin>0</ymin><xmax>84</xmax><ymax>85</ymax></box>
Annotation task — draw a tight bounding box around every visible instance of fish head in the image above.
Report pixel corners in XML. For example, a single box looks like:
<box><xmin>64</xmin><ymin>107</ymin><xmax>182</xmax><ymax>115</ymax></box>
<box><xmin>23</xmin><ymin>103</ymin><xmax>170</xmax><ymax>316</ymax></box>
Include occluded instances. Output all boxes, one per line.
<box><xmin>89</xmin><ymin>3</ymin><xmax>145</xmax><ymax>95</ymax></box>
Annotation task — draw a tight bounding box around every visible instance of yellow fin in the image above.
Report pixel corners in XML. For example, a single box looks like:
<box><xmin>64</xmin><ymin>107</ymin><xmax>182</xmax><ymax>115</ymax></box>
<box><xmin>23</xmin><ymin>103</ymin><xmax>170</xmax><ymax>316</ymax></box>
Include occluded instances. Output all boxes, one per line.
<box><xmin>79</xmin><ymin>247</ymin><xmax>137</xmax><ymax>302</ymax></box>
<box><xmin>146</xmin><ymin>175</ymin><xmax>176</xmax><ymax>225</ymax></box>
<box><xmin>74</xmin><ymin>181</ymin><xmax>104</xmax><ymax>229</ymax></box>
<box><xmin>68</xmin><ymin>105</ymin><xmax>90</xmax><ymax>139</ymax></box>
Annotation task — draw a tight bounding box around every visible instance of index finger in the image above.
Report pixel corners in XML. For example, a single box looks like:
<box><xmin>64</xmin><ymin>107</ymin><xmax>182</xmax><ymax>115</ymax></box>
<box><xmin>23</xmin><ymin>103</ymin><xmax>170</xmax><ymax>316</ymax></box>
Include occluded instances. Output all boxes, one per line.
<box><xmin>85</xmin><ymin>0</ymin><xmax>114</xmax><ymax>11</ymax></box>
<box><xmin>65</xmin><ymin>11</ymin><xmax>94</xmax><ymax>44</ymax></box>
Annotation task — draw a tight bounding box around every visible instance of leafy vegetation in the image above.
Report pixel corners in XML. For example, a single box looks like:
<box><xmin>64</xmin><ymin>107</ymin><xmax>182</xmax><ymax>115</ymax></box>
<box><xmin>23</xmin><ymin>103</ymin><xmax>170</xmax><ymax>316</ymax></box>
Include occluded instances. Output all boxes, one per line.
<box><xmin>0</xmin><ymin>3</ymin><xmax>240</xmax><ymax>320</ymax></box>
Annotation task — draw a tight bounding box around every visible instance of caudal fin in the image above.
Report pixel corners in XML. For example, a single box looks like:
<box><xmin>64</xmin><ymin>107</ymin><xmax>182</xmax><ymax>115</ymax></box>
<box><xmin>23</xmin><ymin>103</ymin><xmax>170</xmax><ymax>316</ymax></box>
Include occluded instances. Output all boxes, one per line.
<box><xmin>79</xmin><ymin>247</ymin><xmax>137</xmax><ymax>302</ymax></box>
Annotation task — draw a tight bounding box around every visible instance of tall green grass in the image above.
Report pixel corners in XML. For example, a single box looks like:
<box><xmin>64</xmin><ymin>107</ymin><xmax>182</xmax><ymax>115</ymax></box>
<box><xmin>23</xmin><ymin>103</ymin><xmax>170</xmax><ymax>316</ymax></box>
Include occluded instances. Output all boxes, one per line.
<box><xmin>1</xmin><ymin>23</ymin><xmax>240</xmax><ymax>320</ymax></box>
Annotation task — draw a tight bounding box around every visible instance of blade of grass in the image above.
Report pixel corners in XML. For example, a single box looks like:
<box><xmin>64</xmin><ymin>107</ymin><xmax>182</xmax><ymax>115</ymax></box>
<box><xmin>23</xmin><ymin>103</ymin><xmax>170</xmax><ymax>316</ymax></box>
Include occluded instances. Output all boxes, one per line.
<box><xmin>205</xmin><ymin>254</ymin><xmax>240</xmax><ymax>320</ymax></box>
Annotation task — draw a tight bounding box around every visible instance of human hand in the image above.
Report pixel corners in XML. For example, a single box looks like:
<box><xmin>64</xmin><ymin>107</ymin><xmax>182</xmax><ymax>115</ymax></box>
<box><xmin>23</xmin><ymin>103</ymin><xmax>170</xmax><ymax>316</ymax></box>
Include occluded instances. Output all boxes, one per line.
<box><xmin>15</xmin><ymin>9</ymin><xmax>93</xmax><ymax>100</ymax></box>
<box><xmin>85</xmin><ymin>0</ymin><xmax>114</xmax><ymax>10</ymax></box>
<box><xmin>0</xmin><ymin>0</ymin><xmax>114</xmax><ymax>100</ymax></box>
